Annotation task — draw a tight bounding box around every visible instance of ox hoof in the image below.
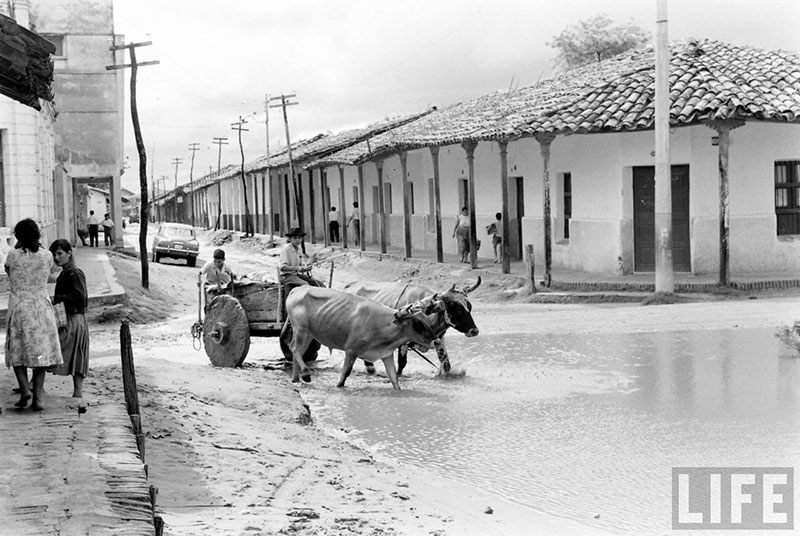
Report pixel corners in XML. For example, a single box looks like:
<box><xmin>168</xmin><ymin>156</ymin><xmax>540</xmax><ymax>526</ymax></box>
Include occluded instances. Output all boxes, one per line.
<box><xmin>301</xmin><ymin>371</ymin><xmax>312</xmax><ymax>383</ymax></box>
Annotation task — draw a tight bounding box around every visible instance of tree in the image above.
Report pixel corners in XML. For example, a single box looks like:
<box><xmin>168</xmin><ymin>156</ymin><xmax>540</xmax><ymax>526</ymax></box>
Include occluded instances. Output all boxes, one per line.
<box><xmin>549</xmin><ymin>15</ymin><xmax>650</xmax><ymax>70</ymax></box>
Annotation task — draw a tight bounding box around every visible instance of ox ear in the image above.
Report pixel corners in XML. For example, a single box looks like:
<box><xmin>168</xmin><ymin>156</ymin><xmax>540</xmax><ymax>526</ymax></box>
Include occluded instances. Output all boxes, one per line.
<box><xmin>461</xmin><ymin>276</ymin><xmax>481</xmax><ymax>294</ymax></box>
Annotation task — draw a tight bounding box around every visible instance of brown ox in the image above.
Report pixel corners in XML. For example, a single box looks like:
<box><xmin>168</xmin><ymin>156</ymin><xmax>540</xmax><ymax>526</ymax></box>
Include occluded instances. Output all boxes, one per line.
<box><xmin>344</xmin><ymin>277</ymin><xmax>481</xmax><ymax>374</ymax></box>
<box><xmin>283</xmin><ymin>286</ymin><xmax>438</xmax><ymax>390</ymax></box>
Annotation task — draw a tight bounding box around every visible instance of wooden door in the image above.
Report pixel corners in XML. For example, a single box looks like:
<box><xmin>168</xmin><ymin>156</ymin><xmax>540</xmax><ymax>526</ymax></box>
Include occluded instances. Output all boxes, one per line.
<box><xmin>633</xmin><ymin>165</ymin><xmax>690</xmax><ymax>272</ymax></box>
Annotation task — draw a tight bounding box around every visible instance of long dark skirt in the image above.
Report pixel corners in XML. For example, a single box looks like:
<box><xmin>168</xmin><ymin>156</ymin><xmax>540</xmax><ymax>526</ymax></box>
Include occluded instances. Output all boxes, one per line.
<box><xmin>54</xmin><ymin>313</ymin><xmax>89</xmax><ymax>377</ymax></box>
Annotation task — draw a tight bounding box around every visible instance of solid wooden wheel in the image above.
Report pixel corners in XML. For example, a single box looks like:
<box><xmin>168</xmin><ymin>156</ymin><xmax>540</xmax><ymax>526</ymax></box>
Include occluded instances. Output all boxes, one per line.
<box><xmin>203</xmin><ymin>295</ymin><xmax>250</xmax><ymax>367</ymax></box>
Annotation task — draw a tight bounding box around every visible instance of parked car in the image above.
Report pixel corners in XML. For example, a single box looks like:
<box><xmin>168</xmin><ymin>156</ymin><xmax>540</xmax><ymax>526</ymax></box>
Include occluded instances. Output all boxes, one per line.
<box><xmin>128</xmin><ymin>214</ymin><xmax>140</xmax><ymax>224</ymax></box>
<box><xmin>152</xmin><ymin>223</ymin><xmax>199</xmax><ymax>267</ymax></box>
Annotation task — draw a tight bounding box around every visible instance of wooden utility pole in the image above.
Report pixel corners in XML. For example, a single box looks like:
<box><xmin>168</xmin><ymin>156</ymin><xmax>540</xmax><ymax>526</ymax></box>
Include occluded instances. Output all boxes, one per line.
<box><xmin>187</xmin><ymin>143</ymin><xmax>199</xmax><ymax>228</ymax></box>
<box><xmin>399</xmin><ymin>151</ymin><xmax>412</xmax><ymax>258</ymax></box>
<box><xmin>212</xmin><ymin>137</ymin><xmax>228</xmax><ymax>231</ymax></box>
<box><xmin>171</xmin><ymin>157</ymin><xmax>183</xmax><ymax>190</ymax></box>
<box><xmin>264</xmin><ymin>93</ymin><xmax>273</xmax><ymax>241</ymax></box>
<box><xmin>231</xmin><ymin>116</ymin><xmax>253</xmax><ymax>236</ymax></box>
<box><xmin>654</xmin><ymin>0</ymin><xmax>674</xmax><ymax>293</ymax></box>
<box><xmin>430</xmin><ymin>147</ymin><xmax>443</xmax><ymax>263</ymax></box>
<box><xmin>269</xmin><ymin>94</ymin><xmax>300</xmax><ymax>228</ymax></box>
<box><xmin>338</xmin><ymin>165</ymin><xmax>347</xmax><ymax>249</ymax></box>
<box><xmin>107</xmin><ymin>40</ymin><xmax>159</xmax><ymax>289</ymax></box>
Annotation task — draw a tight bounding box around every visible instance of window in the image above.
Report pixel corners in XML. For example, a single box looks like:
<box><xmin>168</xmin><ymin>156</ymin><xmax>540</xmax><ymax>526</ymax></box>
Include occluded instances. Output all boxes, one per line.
<box><xmin>775</xmin><ymin>161</ymin><xmax>800</xmax><ymax>235</ymax></box>
<box><xmin>408</xmin><ymin>182</ymin><xmax>415</xmax><ymax>214</ymax></box>
<box><xmin>42</xmin><ymin>34</ymin><xmax>65</xmax><ymax>57</ymax></box>
<box><xmin>458</xmin><ymin>178</ymin><xmax>468</xmax><ymax>211</ymax></box>
<box><xmin>564</xmin><ymin>172</ymin><xmax>572</xmax><ymax>239</ymax></box>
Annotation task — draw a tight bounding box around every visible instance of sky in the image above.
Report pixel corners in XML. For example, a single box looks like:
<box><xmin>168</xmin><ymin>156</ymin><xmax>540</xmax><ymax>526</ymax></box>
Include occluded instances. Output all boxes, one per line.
<box><xmin>112</xmin><ymin>0</ymin><xmax>800</xmax><ymax>194</ymax></box>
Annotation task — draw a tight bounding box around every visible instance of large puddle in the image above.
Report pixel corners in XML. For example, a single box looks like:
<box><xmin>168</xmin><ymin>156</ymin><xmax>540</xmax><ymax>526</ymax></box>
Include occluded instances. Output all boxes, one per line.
<box><xmin>303</xmin><ymin>327</ymin><xmax>800</xmax><ymax>535</ymax></box>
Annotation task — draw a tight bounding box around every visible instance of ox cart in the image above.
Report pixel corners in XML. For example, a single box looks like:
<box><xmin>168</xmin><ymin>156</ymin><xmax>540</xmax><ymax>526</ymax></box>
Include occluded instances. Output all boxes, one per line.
<box><xmin>191</xmin><ymin>260</ymin><xmax>337</xmax><ymax>367</ymax></box>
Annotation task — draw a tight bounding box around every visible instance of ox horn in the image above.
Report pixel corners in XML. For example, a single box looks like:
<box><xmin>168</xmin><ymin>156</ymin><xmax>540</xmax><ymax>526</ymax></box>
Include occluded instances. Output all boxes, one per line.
<box><xmin>462</xmin><ymin>276</ymin><xmax>482</xmax><ymax>294</ymax></box>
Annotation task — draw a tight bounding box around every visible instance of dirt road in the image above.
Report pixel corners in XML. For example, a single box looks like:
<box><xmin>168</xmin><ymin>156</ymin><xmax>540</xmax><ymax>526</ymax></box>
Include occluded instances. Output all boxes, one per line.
<box><xmin>82</xmin><ymin>229</ymin><xmax>799</xmax><ymax>535</ymax></box>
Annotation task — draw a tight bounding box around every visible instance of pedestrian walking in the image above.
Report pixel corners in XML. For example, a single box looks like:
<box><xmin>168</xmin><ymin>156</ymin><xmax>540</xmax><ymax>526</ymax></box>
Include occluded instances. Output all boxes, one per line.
<box><xmin>49</xmin><ymin>239</ymin><xmax>89</xmax><ymax>399</ymax></box>
<box><xmin>328</xmin><ymin>206</ymin><xmax>340</xmax><ymax>243</ymax></box>
<box><xmin>87</xmin><ymin>210</ymin><xmax>99</xmax><ymax>247</ymax></box>
<box><xmin>452</xmin><ymin>206</ymin><xmax>471</xmax><ymax>263</ymax></box>
<box><xmin>487</xmin><ymin>212</ymin><xmax>503</xmax><ymax>263</ymax></box>
<box><xmin>347</xmin><ymin>201</ymin><xmax>361</xmax><ymax>246</ymax></box>
<box><xmin>102</xmin><ymin>213</ymin><xmax>115</xmax><ymax>246</ymax></box>
<box><xmin>5</xmin><ymin>218</ymin><xmax>63</xmax><ymax>411</ymax></box>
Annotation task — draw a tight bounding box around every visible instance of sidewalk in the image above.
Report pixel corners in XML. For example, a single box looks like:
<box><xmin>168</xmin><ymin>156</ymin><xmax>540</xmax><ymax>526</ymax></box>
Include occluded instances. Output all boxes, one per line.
<box><xmin>326</xmin><ymin>242</ymin><xmax>800</xmax><ymax>293</ymax></box>
<box><xmin>0</xmin><ymin>245</ymin><xmax>126</xmax><ymax>322</ymax></box>
<box><xmin>0</xmin><ymin>247</ymin><xmax>150</xmax><ymax>534</ymax></box>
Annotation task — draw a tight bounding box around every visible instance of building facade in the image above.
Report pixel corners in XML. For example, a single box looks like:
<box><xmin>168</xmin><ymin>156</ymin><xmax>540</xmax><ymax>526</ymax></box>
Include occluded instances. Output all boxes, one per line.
<box><xmin>30</xmin><ymin>0</ymin><xmax>125</xmax><ymax>246</ymax></box>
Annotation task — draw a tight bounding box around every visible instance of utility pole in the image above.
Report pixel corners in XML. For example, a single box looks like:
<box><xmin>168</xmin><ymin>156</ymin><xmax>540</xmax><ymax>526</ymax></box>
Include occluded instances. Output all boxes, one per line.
<box><xmin>269</xmin><ymin>94</ymin><xmax>300</xmax><ymax>229</ymax></box>
<box><xmin>654</xmin><ymin>0</ymin><xmax>674</xmax><ymax>293</ymax></box>
<box><xmin>188</xmin><ymin>142</ymin><xmax>200</xmax><ymax>228</ymax></box>
<box><xmin>107</xmin><ymin>40</ymin><xmax>159</xmax><ymax>289</ymax></box>
<box><xmin>212</xmin><ymin>137</ymin><xmax>228</xmax><ymax>231</ymax></box>
<box><xmin>172</xmin><ymin>157</ymin><xmax>183</xmax><ymax>189</ymax></box>
<box><xmin>265</xmin><ymin>93</ymin><xmax>274</xmax><ymax>244</ymax></box>
<box><xmin>232</xmin><ymin>116</ymin><xmax>253</xmax><ymax>237</ymax></box>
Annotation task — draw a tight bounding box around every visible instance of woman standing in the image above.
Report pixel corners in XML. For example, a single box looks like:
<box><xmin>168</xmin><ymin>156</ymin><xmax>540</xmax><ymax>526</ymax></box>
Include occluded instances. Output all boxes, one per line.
<box><xmin>49</xmin><ymin>239</ymin><xmax>89</xmax><ymax>398</ymax></box>
<box><xmin>452</xmin><ymin>206</ymin><xmax>471</xmax><ymax>263</ymax></box>
<box><xmin>5</xmin><ymin>219</ymin><xmax>62</xmax><ymax>410</ymax></box>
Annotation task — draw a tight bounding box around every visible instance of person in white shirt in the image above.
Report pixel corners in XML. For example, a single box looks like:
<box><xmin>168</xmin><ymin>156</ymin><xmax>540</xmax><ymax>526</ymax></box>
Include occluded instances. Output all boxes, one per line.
<box><xmin>328</xmin><ymin>206</ymin><xmax>340</xmax><ymax>243</ymax></box>
<box><xmin>200</xmin><ymin>248</ymin><xmax>238</xmax><ymax>289</ymax></box>
<box><xmin>87</xmin><ymin>211</ymin><xmax>100</xmax><ymax>247</ymax></box>
<box><xmin>279</xmin><ymin>227</ymin><xmax>323</xmax><ymax>294</ymax></box>
<box><xmin>347</xmin><ymin>201</ymin><xmax>361</xmax><ymax>246</ymax></box>
<box><xmin>101</xmin><ymin>213</ymin><xmax>115</xmax><ymax>246</ymax></box>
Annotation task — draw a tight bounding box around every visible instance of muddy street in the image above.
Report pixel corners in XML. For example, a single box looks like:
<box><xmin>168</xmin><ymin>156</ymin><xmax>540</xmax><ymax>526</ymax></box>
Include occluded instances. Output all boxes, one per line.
<box><xmin>79</xmin><ymin>227</ymin><xmax>800</xmax><ymax>535</ymax></box>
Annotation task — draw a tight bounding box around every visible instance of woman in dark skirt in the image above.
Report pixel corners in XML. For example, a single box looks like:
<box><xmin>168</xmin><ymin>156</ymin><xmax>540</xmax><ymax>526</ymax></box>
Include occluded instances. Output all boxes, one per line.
<box><xmin>49</xmin><ymin>239</ymin><xmax>89</xmax><ymax>398</ymax></box>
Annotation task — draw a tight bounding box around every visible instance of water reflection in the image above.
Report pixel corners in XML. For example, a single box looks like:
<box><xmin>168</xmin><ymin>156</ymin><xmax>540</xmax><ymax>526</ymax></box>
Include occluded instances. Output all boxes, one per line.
<box><xmin>304</xmin><ymin>328</ymin><xmax>800</xmax><ymax>535</ymax></box>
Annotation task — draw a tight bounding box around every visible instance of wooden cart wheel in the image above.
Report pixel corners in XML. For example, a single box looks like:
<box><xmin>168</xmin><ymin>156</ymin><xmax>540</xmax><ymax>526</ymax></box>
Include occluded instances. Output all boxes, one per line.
<box><xmin>203</xmin><ymin>295</ymin><xmax>250</xmax><ymax>367</ymax></box>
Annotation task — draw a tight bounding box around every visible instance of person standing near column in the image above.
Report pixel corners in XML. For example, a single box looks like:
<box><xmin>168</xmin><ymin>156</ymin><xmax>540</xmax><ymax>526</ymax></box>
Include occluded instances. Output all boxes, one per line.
<box><xmin>328</xmin><ymin>206</ymin><xmax>340</xmax><ymax>243</ymax></box>
<box><xmin>347</xmin><ymin>201</ymin><xmax>361</xmax><ymax>246</ymax></box>
<box><xmin>101</xmin><ymin>213</ymin><xmax>115</xmax><ymax>247</ymax></box>
<box><xmin>87</xmin><ymin>210</ymin><xmax>99</xmax><ymax>247</ymax></box>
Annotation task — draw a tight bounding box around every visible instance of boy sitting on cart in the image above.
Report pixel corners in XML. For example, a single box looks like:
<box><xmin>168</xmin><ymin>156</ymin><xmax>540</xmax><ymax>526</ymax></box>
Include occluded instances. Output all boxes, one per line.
<box><xmin>201</xmin><ymin>248</ymin><xmax>238</xmax><ymax>294</ymax></box>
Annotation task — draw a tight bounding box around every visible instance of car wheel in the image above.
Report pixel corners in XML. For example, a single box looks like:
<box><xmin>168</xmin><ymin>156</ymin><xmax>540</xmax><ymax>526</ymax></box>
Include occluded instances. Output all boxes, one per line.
<box><xmin>187</xmin><ymin>257</ymin><xmax>197</xmax><ymax>268</ymax></box>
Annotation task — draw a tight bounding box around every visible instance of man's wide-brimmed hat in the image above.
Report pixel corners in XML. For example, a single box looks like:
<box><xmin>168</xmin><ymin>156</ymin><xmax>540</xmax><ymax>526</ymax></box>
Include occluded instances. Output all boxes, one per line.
<box><xmin>286</xmin><ymin>227</ymin><xmax>306</xmax><ymax>237</ymax></box>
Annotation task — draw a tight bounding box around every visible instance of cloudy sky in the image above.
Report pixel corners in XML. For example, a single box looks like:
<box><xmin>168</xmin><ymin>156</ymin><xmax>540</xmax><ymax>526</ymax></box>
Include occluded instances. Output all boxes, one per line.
<box><xmin>112</xmin><ymin>0</ymin><xmax>800</xmax><ymax>194</ymax></box>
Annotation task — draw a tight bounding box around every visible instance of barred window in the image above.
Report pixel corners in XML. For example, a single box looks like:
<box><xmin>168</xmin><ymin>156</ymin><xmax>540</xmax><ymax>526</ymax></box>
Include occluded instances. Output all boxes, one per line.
<box><xmin>775</xmin><ymin>161</ymin><xmax>800</xmax><ymax>235</ymax></box>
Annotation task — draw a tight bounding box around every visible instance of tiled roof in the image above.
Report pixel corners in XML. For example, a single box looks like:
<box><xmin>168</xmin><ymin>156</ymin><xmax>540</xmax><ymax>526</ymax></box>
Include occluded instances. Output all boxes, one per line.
<box><xmin>247</xmin><ymin>111</ymin><xmax>433</xmax><ymax>173</ymax></box>
<box><xmin>525</xmin><ymin>39</ymin><xmax>800</xmax><ymax>134</ymax></box>
<box><xmin>313</xmin><ymin>39</ymin><xmax>800</xmax><ymax>166</ymax></box>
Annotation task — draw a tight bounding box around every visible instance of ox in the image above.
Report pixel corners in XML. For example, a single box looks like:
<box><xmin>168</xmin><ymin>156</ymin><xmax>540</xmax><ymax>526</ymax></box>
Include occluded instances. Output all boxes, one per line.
<box><xmin>283</xmin><ymin>286</ymin><xmax>439</xmax><ymax>390</ymax></box>
<box><xmin>344</xmin><ymin>277</ymin><xmax>481</xmax><ymax>375</ymax></box>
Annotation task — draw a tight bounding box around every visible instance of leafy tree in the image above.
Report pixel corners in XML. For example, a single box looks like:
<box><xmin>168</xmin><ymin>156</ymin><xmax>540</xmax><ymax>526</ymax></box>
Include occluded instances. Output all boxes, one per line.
<box><xmin>549</xmin><ymin>15</ymin><xmax>650</xmax><ymax>69</ymax></box>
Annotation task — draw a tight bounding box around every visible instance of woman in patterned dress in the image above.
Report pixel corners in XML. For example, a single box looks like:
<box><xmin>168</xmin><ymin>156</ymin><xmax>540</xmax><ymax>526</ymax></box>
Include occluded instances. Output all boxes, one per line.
<box><xmin>49</xmin><ymin>239</ymin><xmax>89</xmax><ymax>398</ymax></box>
<box><xmin>5</xmin><ymin>219</ymin><xmax>63</xmax><ymax>411</ymax></box>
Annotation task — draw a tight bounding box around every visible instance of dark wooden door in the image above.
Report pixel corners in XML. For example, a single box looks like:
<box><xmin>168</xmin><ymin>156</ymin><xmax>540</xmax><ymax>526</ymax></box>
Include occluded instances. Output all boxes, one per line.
<box><xmin>633</xmin><ymin>165</ymin><xmax>690</xmax><ymax>272</ymax></box>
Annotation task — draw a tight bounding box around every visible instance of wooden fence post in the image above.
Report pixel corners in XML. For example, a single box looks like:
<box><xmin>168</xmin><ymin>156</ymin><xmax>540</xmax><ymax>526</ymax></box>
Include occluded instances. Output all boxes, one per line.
<box><xmin>120</xmin><ymin>320</ymin><xmax>145</xmax><ymax>461</ymax></box>
<box><xmin>526</xmin><ymin>244</ymin><xmax>536</xmax><ymax>294</ymax></box>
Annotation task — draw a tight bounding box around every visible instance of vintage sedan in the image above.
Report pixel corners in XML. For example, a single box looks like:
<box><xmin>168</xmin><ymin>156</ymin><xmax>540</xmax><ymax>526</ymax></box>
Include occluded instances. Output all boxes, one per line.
<box><xmin>152</xmin><ymin>222</ymin><xmax>199</xmax><ymax>266</ymax></box>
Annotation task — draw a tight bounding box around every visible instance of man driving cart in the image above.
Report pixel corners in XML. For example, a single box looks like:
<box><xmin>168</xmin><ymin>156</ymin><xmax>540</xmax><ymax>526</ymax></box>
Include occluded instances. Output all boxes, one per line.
<box><xmin>279</xmin><ymin>227</ymin><xmax>324</xmax><ymax>294</ymax></box>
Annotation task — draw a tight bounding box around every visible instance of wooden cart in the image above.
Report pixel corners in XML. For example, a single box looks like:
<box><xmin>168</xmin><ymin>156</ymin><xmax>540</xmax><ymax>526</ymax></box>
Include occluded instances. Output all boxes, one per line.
<box><xmin>192</xmin><ymin>262</ymin><xmax>335</xmax><ymax>367</ymax></box>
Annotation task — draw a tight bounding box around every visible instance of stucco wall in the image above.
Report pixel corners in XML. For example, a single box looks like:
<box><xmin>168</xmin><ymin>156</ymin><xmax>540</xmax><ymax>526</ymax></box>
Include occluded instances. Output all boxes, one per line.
<box><xmin>323</xmin><ymin>121</ymin><xmax>799</xmax><ymax>276</ymax></box>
